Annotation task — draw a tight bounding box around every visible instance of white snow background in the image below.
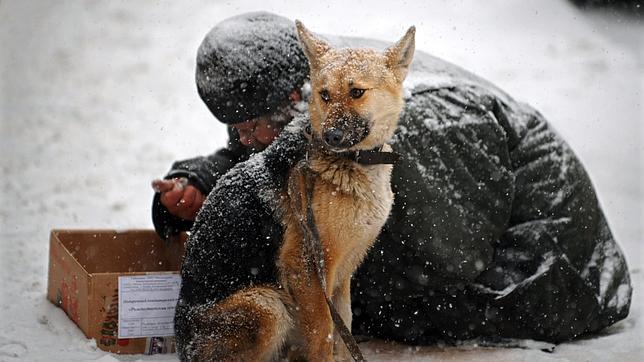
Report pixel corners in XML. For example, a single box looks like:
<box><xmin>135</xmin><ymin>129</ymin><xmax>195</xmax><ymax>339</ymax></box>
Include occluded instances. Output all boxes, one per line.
<box><xmin>1</xmin><ymin>0</ymin><xmax>642</xmax><ymax>361</ymax></box>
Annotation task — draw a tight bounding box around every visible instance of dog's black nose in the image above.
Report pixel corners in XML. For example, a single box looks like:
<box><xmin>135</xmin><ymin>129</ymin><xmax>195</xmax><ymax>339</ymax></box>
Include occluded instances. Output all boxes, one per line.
<box><xmin>323</xmin><ymin>128</ymin><xmax>344</xmax><ymax>147</ymax></box>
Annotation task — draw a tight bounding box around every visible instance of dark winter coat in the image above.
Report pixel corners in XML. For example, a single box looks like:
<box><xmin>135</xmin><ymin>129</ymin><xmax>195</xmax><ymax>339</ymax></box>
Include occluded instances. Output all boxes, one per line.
<box><xmin>156</xmin><ymin>36</ymin><xmax>632</xmax><ymax>353</ymax></box>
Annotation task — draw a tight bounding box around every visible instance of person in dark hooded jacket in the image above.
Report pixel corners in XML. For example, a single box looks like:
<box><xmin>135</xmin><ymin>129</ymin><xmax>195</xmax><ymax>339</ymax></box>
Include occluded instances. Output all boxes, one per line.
<box><xmin>151</xmin><ymin>12</ymin><xmax>632</xmax><ymax>358</ymax></box>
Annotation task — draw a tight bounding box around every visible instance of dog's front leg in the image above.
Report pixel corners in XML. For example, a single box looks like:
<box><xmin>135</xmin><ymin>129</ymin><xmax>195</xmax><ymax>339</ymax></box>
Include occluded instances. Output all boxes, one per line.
<box><xmin>332</xmin><ymin>278</ymin><xmax>352</xmax><ymax>361</ymax></box>
<box><xmin>289</xmin><ymin>271</ymin><xmax>334</xmax><ymax>361</ymax></box>
<box><xmin>280</xmin><ymin>230</ymin><xmax>334</xmax><ymax>361</ymax></box>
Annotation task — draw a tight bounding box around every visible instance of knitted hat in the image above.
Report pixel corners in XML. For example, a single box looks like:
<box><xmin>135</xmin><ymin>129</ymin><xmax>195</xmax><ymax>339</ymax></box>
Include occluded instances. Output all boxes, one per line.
<box><xmin>196</xmin><ymin>12</ymin><xmax>309</xmax><ymax>124</ymax></box>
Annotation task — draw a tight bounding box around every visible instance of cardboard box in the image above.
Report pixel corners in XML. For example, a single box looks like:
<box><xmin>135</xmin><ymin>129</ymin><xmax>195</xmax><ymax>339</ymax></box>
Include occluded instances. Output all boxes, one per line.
<box><xmin>47</xmin><ymin>229</ymin><xmax>186</xmax><ymax>354</ymax></box>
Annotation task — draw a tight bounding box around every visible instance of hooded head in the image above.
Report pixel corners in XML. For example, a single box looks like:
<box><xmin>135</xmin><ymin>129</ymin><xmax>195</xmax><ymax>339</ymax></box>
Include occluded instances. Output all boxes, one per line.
<box><xmin>196</xmin><ymin>12</ymin><xmax>309</xmax><ymax>124</ymax></box>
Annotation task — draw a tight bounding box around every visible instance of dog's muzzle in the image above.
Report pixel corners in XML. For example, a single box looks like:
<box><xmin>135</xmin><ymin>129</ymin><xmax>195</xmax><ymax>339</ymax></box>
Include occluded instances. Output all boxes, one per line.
<box><xmin>321</xmin><ymin>117</ymin><xmax>370</xmax><ymax>150</ymax></box>
<box><xmin>323</xmin><ymin>128</ymin><xmax>345</xmax><ymax>148</ymax></box>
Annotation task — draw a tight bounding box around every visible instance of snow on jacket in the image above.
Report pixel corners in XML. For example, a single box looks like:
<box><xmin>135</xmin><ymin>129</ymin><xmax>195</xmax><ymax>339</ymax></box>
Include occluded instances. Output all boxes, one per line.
<box><xmin>158</xmin><ymin>31</ymin><xmax>632</xmax><ymax>356</ymax></box>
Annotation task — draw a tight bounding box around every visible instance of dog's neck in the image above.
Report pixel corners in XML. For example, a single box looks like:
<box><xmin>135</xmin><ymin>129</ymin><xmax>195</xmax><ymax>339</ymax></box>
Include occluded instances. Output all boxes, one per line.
<box><xmin>304</xmin><ymin>132</ymin><xmax>397</xmax><ymax>199</ymax></box>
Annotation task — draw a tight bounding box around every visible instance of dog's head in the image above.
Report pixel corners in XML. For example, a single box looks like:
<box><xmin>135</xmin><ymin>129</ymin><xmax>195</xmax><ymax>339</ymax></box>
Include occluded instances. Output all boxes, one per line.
<box><xmin>295</xmin><ymin>21</ymin><xmax>415</xmax><ymax>151</ymax></box>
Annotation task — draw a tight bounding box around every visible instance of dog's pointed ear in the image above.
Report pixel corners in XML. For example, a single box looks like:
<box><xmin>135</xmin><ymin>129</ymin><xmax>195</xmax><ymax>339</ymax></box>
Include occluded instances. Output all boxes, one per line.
<box><xmin>295</xmin><ymin>20</ymin><xmax>331</xmax><ymax>70</ymax></box>
<box><xmin>384</xmin><ymin>26</ymin><xmax>416</xmax><ymax>81</ymax></box>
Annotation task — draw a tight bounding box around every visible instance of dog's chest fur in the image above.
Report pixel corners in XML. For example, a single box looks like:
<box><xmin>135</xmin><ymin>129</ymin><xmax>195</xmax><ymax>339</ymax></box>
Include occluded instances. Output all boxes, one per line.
<box><xmin>305</xmin><ymin>150</ymin><xmax>394</xmax><ymax>283</ymax></box>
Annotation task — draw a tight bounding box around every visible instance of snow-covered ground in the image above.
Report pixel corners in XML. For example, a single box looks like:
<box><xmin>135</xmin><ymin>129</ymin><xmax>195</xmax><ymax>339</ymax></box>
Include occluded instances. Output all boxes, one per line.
<box><xmin>1</xmin><ymin>0</ymin><xmax>642</xmax><ymax>361</ymax></box>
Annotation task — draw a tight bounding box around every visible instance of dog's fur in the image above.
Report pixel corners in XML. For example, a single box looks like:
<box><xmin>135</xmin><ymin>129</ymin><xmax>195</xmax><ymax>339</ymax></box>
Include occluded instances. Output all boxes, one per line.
<box><xmin>192</xmin><ymin>23</ymin><xmax>414</xmax><ymax>361</ymax></box>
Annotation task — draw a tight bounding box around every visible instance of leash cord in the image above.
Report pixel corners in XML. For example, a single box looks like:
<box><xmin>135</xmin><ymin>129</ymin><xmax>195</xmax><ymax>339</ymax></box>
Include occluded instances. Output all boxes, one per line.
<box><xmin>292</xmin><ymin>161</ymin><xmax>366</xmax><ymax>362</ymax></box>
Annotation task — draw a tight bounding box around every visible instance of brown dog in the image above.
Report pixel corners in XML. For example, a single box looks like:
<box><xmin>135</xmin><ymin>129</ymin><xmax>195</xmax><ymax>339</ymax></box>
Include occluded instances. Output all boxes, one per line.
<box><xmin>191</xmin><ymin>22</ymin><xmax>414</xmax><ymax>361</ymax></box>
<box><xmin>279</xmin><ymin>21</ymin><xmax>415</xmax><ymax>361</ymax></box>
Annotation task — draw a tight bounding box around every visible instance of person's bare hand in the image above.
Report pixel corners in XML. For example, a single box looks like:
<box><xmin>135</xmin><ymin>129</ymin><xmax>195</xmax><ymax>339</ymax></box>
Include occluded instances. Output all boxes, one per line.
<box><xmin>152</xmin><ymin>178</ymin><xmax>205</xmax><ymax>221</ymax></box>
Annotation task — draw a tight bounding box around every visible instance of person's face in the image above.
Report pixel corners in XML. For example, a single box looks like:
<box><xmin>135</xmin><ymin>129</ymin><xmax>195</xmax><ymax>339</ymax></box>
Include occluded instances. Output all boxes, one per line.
<box><xmin>232</xmin><ymin>117</ymin><xmax>283</xmax><ymax>150</ymax></box>
<box><xmin>231</xmin><ymin>90</ymin><xmax>302</xmax><ymax>150</ymax></box>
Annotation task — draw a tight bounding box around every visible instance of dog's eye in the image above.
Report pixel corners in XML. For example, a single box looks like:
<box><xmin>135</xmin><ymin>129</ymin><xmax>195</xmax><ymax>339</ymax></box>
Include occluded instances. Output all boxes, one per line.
<box><xmin>349</xmin><ymin>88</ymin><xmax>365</xmax><ymax>99</ymax></box>
<box><xmin>319</xmin><ymin>90</ymin><xmax>330</xmax><ymax>103</ymax></box>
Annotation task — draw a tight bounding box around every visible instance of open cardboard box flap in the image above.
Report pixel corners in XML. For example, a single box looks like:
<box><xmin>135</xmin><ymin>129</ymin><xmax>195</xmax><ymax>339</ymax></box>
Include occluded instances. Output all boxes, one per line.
<box><xmin>47</xmin><ymin>229</ymin><xmax>186</xmax><ymax>354</ymax></box>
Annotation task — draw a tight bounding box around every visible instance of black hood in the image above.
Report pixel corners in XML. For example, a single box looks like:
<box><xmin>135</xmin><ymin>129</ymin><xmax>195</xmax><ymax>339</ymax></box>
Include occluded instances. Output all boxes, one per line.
<box><xmin>196</xmin><ymin>12</ymin><xmax>309</xmax><ymax>124</ymax></box>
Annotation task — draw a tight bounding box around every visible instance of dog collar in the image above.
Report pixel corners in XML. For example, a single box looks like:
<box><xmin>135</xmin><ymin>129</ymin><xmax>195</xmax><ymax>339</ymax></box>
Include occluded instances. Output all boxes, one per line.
<box><xmin>336</xmin><ymin>148</ymin><xmax>400</xmax><ymax>165</ymax></box>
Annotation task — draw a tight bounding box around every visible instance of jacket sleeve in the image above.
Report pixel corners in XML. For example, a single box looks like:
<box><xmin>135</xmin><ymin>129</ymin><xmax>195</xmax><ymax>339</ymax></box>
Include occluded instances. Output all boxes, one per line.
<box><xmin>173</xmin><ymin>118</ymin><xmax>307</xmax><ymax>360</ymax></box>
<box><xmin>152</xmin><ymin>127</ymin><xmax>250</xmax><ymax>240</ymax></box>
<box><xmin>173</xmin><ymin>164</ymin><xmax>282</xmax><ymax>360</ymax></box>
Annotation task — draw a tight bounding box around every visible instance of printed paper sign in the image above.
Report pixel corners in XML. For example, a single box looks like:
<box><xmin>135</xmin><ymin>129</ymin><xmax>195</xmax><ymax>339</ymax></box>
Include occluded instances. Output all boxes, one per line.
<box><xmin>118</xmin><ymin>274</ymin><xmax>181</xmax><ymax>338</ymax></box>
